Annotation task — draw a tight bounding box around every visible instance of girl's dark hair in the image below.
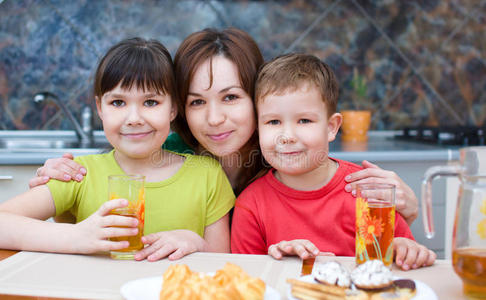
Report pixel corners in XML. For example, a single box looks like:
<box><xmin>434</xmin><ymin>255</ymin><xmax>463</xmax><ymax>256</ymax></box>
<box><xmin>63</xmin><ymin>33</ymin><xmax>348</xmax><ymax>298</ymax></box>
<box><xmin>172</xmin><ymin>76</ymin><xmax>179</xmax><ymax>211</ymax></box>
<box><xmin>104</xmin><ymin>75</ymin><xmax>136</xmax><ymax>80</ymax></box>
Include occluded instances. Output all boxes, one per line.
<box><xmin>94</xmin><ymin>37</ymin><xmax>176</xmax><ymax>101</ymax></box>
<box><xmin>173</xmin><ymin>28</ymin><xmax>265</xmax><ymax>195</ymax></box>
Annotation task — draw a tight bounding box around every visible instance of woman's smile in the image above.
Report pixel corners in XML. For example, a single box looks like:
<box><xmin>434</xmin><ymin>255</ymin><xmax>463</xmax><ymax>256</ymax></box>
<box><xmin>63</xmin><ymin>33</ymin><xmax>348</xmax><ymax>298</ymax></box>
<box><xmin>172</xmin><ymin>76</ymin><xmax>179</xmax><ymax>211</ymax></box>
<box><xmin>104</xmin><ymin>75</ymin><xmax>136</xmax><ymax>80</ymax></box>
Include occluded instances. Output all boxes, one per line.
<box><xmin>207</xmin><ymin>130</ymin><xmax>234</xmax><ymax>141</ymax></box>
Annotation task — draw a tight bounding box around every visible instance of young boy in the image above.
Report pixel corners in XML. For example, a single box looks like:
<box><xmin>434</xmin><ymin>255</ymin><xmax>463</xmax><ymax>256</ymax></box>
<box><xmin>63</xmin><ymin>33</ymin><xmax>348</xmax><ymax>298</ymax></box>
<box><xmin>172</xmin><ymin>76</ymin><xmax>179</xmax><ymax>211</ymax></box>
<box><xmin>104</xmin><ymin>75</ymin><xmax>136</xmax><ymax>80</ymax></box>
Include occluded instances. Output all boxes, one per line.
<box><xmin>231</xmin><ymin>53</ymin><xmax>436</xmax><ymax>270</ymax></box>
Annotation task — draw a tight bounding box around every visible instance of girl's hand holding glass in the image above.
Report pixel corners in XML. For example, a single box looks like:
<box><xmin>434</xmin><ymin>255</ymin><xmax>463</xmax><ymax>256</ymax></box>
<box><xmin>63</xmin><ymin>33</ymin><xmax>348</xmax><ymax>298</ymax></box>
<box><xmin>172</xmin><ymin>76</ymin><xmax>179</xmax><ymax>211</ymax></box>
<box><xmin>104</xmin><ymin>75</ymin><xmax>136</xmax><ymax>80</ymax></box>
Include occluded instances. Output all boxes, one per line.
<box><xmin>73</xmin><ymin>198</ymin><xmax>139</xmax><ymax>254</ymax></box>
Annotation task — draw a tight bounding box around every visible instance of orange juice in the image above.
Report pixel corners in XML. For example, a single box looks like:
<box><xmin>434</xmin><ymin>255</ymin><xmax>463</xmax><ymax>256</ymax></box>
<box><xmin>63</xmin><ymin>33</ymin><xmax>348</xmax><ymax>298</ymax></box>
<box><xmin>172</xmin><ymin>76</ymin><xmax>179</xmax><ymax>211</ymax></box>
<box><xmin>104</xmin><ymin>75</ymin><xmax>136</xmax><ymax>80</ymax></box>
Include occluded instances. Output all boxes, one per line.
<box><xmin>107</xmin><ymin>174</ymin><xmax>145</xmax><ymax>260</ymax></box>
<box><xmin>109</xmin><ymin>209</ymin><xmax>144</xmax><ymax>257</ymax></box>
<box><xmin>453</xmin><ymin>247</ymin><xmax>486</xmax><ymax>299</ymax></box>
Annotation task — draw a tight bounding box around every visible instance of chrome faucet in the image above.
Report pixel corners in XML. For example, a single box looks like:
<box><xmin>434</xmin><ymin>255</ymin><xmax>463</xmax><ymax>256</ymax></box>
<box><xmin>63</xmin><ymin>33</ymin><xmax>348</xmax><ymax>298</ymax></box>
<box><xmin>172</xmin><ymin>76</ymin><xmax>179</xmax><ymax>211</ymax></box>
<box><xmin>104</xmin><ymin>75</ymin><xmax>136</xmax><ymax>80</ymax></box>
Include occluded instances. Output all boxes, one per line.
<box><xmin>33</xmin><ymin>92</ymin><xmax>93</xmax><ymax>147</ymax></box>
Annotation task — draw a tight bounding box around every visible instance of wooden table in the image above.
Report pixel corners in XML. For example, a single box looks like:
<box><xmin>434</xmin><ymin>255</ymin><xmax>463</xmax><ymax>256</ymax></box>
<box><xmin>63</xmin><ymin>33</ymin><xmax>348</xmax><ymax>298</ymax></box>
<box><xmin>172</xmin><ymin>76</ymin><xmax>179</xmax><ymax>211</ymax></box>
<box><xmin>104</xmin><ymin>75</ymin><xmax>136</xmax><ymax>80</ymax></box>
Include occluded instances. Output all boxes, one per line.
<box><xmin>0</xmin><ymin>250</ymin><xmax>466</xmax><ymax>299</ymax></box>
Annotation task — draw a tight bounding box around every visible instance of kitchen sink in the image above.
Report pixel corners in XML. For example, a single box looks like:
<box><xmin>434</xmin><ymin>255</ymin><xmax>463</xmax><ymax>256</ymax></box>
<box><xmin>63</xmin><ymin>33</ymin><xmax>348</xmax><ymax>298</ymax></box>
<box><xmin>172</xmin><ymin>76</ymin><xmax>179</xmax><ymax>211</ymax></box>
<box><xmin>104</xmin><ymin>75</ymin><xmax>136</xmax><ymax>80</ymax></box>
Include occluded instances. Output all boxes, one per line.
<box><xmin>0</xmin><ymin>131</ymin><xmax>111</xmax><ymax>151</ymax></box>
<box><xmin>0</xmin><ymin>138</ymin><xmax>111</xmax><ymax>150</ymax></box>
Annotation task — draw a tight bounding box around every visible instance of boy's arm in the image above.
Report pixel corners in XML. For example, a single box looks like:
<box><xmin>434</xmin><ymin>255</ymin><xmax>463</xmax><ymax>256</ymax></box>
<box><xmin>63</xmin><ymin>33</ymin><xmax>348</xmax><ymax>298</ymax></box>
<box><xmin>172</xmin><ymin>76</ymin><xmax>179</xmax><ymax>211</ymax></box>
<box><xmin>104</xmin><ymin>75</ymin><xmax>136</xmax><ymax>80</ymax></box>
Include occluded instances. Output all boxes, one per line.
<box><xmin>230</xmin><ymin>198</ymin><xmax>267</xmax><ymax>254</ymax></box>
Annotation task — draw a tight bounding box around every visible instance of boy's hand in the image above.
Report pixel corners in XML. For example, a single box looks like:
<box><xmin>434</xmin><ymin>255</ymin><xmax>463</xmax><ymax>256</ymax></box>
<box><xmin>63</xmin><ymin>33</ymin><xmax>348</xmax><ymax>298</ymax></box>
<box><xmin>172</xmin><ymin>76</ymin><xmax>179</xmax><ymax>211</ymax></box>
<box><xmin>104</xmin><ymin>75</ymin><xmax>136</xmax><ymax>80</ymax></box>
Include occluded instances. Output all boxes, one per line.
<box><xmin>344</xmin><ymin>160</ymin><xmax>419</xmax><ymax>225</ymax></box>
<box><xmin>134</xmin><ymin>229</ymin><xmax>207</xmax><ymax>261</ymax></box>
<box><xmin>29</xmin><ymin>153</ymin><xmax>86</xmax><ymax>188</ymax></box>
<box><xmin>268</xmin><ymin>239</ymin><xmax>333</xmax><ymax>260</ymax></box>
<box><xmin>393</xmin><ymin>237</ymin><xmax>436</xmax><ymax>270</ymax></box>
<box><xmin>72</xmin><ymin>198</ymin><xmax>139</xmax><ymax>253</ymax></box>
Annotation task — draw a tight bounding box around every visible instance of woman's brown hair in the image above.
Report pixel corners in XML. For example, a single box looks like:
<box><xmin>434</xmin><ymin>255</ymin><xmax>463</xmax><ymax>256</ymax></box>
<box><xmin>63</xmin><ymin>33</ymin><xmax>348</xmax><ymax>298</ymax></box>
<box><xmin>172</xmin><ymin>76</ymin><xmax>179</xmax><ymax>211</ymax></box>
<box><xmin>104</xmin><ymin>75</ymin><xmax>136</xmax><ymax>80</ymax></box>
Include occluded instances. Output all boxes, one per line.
<box><xmin>173</xmin><ymin>28</ymin><xmax>265</xmax><ymax>195</ymax></box>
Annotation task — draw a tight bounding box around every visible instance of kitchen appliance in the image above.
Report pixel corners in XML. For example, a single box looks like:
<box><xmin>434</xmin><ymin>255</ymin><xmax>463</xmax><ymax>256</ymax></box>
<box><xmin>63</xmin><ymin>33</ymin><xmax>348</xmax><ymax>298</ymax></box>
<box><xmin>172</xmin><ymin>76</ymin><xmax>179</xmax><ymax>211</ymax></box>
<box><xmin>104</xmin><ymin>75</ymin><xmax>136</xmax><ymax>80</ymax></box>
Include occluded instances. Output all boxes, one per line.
<box><xmin>422</xmin><ymin>146</ymin><xmax>486</xmax><ymax>298</ymax></box>
<box><xmin>395</xmin><ymin>126</ymin><xmax>486</xmax><ymax>146</ymax></box>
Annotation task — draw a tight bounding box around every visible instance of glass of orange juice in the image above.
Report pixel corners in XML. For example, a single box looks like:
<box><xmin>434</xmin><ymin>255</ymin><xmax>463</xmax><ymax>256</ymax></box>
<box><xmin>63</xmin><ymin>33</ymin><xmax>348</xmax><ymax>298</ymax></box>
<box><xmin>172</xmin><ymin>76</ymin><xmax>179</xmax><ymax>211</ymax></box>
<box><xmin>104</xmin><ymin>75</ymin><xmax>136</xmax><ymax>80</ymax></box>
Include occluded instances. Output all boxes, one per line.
<box><xmin>107</xmin><ymin>174</ymin><xmax>145</xmax><ymax>260</ymax></box>
<box><xmin>355</xmin><ymin>183</ymin><xmax>395</xmax><ymax>268</ymax></box>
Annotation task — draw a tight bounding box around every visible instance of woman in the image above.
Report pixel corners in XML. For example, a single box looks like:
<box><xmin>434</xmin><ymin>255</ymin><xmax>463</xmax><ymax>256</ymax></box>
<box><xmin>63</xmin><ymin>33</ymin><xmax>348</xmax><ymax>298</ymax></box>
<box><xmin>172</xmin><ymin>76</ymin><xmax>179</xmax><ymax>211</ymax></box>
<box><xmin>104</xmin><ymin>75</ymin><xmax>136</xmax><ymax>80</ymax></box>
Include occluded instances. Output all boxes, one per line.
<box><xmin>30</xmin><ymin>28</ymin><xmax>418</xmax><ymax>225</ymax></box>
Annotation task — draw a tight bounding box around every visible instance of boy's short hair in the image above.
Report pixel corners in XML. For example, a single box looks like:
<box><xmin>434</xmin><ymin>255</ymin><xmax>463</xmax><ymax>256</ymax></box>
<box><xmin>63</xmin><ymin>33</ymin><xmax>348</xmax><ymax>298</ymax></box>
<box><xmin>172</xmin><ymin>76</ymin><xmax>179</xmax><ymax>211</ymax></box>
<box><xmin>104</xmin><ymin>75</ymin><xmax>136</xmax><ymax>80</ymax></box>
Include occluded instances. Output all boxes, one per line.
<box><xmin>255</xmin><ymin>53</ymin><xmax>339</xmax><ymax>116</ymax></box>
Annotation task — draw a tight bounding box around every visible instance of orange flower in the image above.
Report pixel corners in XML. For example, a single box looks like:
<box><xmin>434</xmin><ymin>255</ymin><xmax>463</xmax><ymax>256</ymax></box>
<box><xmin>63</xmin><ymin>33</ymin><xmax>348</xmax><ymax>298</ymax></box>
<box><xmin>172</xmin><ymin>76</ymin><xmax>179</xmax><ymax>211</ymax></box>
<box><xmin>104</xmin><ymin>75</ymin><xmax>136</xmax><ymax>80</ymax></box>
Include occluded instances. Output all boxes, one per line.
<box><xmin>360</xmin><ymin>215</ymin><xmax>384</xmax><ymax>245</ymax></box>
<box><xmin>356</xmin><ymin>197</ymin><xmax>369</xmax><ymax>227</ymax></box>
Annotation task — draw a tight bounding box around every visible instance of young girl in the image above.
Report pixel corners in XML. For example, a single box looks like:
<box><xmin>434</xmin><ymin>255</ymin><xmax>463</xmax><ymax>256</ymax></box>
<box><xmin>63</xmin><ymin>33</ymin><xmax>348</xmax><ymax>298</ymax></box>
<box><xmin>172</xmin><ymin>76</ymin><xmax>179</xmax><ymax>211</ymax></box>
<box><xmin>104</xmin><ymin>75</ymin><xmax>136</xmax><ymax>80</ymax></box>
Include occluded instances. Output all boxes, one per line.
<box><xmin>0</xmin><ymin>38</ymin><xmax>234</xmax><ymax>261</ymax></box>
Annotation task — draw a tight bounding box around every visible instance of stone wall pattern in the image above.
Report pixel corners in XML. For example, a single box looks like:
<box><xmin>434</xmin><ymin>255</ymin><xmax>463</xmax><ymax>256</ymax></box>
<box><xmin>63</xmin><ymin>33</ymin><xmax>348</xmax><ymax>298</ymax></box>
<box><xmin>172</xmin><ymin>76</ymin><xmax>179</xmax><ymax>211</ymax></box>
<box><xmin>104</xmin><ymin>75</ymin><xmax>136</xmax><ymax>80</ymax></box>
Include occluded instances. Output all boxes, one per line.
<box><xmin>0</xmin><ymin>0</ymin><xmax>484</xmax><ymax>130</ymax></box>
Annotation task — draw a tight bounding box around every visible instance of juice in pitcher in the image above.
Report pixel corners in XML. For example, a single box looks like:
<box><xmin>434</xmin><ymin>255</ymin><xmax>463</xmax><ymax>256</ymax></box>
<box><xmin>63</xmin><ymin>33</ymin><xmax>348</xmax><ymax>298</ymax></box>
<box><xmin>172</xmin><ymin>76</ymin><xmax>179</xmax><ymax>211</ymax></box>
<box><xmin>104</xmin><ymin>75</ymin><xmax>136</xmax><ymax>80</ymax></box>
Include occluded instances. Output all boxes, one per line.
<box><xmin>453</xmin><ymin>248</ymin><xmax>486</xmax><ymax>298</ymax></box>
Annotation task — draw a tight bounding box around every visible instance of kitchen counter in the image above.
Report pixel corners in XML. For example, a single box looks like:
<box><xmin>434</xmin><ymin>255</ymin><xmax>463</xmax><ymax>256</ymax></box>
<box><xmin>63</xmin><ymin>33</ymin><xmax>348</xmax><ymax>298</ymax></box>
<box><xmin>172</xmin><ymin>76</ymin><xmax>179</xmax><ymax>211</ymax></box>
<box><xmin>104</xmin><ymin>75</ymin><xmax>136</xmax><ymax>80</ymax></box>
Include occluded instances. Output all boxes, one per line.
<box><xmin>0</xmin><ymin>130</ymin><xmax>461</xmax><ymax>165</ymax></box>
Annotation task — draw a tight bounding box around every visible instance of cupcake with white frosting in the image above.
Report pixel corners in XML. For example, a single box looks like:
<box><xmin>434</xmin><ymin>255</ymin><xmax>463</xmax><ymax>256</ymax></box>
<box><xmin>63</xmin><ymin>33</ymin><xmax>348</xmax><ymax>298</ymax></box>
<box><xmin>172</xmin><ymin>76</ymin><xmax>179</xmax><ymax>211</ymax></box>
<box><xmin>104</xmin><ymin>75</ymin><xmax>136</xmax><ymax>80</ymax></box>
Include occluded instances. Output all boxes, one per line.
<box><xmin>312</xmin><ymin>261</ymin><xmax>351</xmax><ymax>288</ymax></box>
<box><xmin>350</xmin><ymin>260</ymin><xmax>394</xmax><ymax>290</ymax></box>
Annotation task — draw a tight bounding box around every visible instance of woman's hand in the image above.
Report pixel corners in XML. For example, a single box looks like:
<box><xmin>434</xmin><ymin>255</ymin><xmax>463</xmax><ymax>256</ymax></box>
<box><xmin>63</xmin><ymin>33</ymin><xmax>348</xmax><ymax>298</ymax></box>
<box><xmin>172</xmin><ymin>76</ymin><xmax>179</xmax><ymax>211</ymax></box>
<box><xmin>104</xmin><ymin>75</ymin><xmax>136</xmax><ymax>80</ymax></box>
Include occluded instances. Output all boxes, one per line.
<box><xmin>393</xmin><ymin>237</ymin><xmax>436</xmax><ymax>270</ymax></box>
<box><xmin>72</xmin><ymin>198</ymin><xmax>139</xmax><ymax>254</ymax></box>
<box><xmin>134</xmin><ymin>230</ymin><xmax>207</xmax><ymax>261</ymax></box>
<box><xmin>29</xmin><ymin>153</ymin><xmax>87</xmax><ymax>188</ymax></box>
<box><xmin>267</xmin><ymin>239</ymin><xmax>335</xmax><ymax>260</ymax></box>
<box><xmin>344</xmin><ymin>160</ymin><xmax>418</xmax><ymax>225</ymax></box>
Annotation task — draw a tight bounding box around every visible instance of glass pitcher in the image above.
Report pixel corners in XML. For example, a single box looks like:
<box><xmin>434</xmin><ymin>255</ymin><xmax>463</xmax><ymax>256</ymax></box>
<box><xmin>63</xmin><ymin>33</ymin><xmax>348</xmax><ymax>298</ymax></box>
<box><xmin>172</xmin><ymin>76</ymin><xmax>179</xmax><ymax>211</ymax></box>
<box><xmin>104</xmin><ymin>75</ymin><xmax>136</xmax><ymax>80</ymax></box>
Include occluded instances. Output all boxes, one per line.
<box><xmin>422</xmin><ymin>146</ymin><xmax>486</xmax><ymax>299</ymax></box>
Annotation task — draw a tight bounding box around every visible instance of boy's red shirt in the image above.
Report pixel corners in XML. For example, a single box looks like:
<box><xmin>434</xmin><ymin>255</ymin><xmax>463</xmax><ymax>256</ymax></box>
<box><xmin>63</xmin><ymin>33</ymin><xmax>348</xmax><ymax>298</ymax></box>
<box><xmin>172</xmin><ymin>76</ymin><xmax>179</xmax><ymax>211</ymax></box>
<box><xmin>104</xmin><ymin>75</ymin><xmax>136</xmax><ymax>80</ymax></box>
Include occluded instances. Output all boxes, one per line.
<box><xmin>231</xmin><ymin>158</ymin><xmax>414</xmax><ymax>255</ymax></box>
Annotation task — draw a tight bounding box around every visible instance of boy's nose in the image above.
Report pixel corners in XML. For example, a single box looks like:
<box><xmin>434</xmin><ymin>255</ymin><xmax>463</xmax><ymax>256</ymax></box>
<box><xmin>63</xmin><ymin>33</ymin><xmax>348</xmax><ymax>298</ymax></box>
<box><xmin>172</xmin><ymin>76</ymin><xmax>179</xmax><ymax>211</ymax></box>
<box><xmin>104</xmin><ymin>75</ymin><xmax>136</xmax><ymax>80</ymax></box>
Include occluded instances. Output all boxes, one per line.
<box><xmin>276</xmin><ymin>134</ymin><xmax>296</xmax><ymax>145</ymax></box>
<box><xmin>207</xmin><ymin>103</ymin><xmax>226</xmax><ymax>127</ymax></box>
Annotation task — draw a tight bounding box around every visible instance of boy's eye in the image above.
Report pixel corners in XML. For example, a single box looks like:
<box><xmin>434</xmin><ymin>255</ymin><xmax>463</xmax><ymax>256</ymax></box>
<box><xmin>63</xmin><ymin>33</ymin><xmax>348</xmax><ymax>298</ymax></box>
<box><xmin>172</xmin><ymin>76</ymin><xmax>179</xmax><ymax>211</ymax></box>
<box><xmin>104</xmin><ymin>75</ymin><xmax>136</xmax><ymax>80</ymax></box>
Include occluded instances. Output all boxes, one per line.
<box><xmin>144</xmin><ymin>99</ymin><xmax>158</xmax><ymax>107</ymax></box>
<box><xmin>189</xmin><ymin>99</ymin><xmax>205</xmax><ymax>106</ymax></box>
<box><xmin>111</xmin><ymin>100</ymin><xmax>125</xmax><ymax>107</ymax></box>
<box><xmin>299</xmin><ymin>119</ymin><xmax>312</xmax><ymax>124</ymax></box>
<box><xmin>223</xmin><ymin>94</ymin><xmax>238</xmax><ymax>102</ymax></box>
<box><xmin>267</xmin><ymin>120</ymin><xmax>280</xmax><ymax>125</ymax></box>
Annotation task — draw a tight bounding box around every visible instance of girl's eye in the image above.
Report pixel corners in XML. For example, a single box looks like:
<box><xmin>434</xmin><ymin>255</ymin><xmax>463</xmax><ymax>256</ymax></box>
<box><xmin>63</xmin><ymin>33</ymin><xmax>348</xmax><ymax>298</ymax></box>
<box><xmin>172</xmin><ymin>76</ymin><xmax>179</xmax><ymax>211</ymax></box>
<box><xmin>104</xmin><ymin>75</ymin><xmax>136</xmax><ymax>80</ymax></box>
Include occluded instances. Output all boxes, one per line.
<box><xmin>189</xmin><ymin>99</ymin><xmax>205</xmax><ymax>106</ymax></box>
<box><xmin>223</xmin><ymin>94</ymin><xmax>238</xmax><ymax>101</ymax></box>
<box><xmin>299</xmin><ymin>119</ymin><xmax>312</xmax><ymax>124</ymax></box>
<box><xmin>111</xmin><ymin>100</ymin><xmax>125</xmax><ymax>107</ymax></box>
<box><xmin>267</xmin><ymin>120</ymin><xmax>280</xmax><ymax>125</ymax></box>
<box><xmin>144</xmin><ymin>99</ymin><xmax>158</xmax><ymax>107</ymax></box>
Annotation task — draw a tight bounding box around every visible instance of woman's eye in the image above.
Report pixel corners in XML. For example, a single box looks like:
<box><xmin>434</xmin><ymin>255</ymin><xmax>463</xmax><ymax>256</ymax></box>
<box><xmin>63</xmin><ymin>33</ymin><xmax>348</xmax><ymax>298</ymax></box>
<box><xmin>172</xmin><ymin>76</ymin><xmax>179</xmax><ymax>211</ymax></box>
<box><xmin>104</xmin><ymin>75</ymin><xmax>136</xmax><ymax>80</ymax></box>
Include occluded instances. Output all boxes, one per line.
<box><xmin>299</xmin><ymin>119</ymin><xmax>312</xmax><ymax>124</ymax></box>
<box><xmin>189</xmin><ymin>99</ymin><xmax>205</xmax><ymax>106</ymax></box>
<box><xmin>223</xmin><ymin>94</ymin><xmax>238</xmax><ymax>101</ymax></box>
<box><xmin>111</xmin><ymin>100</ymin><xmax>125</xmax><ymax>107</ymax></box>
<box><xmin>144</xmin><ymin>99</ymin><xmax>158</xmax><ymax>107</ymax></box>
<box><xmin>267</xmin><ymin>120</ymin><xmax>280</xmax><ymax>125</ymax></box>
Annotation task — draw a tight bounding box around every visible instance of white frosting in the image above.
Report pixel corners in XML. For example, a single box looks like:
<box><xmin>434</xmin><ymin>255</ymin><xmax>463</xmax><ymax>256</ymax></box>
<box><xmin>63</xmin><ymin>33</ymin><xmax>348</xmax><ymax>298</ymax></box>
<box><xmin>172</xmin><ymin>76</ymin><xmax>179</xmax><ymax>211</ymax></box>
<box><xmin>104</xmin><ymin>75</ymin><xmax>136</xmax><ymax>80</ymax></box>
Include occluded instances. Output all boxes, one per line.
<box><xmin>313</xmin><ymin>261</ymin><xmax>351</xmax><ymax>287</ymax></box>
<box><xmin>350</xmin><ymin>260</ymin><xmax>393</xmax><ymax>287</ymax></box>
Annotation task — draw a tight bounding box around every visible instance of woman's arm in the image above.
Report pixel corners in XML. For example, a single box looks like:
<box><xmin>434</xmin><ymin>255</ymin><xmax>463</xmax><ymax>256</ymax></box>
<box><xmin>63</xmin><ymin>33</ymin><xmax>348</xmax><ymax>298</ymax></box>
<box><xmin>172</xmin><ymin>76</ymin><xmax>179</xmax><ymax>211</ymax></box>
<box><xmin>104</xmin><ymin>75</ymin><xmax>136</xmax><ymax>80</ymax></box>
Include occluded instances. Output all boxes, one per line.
<box><xmin>29</xmin><ymin>153</ymin><xmax>86</xmax><ymax>188</ymax></box>
<box><xmin>344</xmin><ymin>160</ymin><xmax>418</xmax><ymax>225</ymax></box>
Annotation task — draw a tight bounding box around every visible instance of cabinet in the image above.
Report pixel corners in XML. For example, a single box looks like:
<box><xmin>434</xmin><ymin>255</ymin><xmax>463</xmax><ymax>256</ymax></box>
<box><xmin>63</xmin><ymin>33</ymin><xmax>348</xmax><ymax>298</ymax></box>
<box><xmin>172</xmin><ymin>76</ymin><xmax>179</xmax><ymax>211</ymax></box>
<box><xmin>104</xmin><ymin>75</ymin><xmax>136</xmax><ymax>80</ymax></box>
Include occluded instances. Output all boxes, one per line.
<box><xmin>0</xmin><ymin>165</ymin><xmax>41</xmax><ymax>203</ymax></box>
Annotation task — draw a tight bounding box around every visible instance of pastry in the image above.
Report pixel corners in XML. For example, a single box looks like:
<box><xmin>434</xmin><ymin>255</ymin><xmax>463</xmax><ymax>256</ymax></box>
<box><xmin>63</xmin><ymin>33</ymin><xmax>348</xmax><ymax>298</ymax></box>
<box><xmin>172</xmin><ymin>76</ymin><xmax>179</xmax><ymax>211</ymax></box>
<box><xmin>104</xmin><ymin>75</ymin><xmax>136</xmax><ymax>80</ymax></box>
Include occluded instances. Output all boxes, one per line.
<box><xmin>159</xmin><ymin>263</ymin><xmax>265</xmax><ymax>300</ymax></box>
<box><xmin>350</xmin><ymin>260</ymin><xmax>394</xmax><ymax>290</ymax></box>
<box><xmin>393</xmin><ymin>279</ymin><xmax>416</xmax><ymax>299</ymax></box>
<box><xmin>313</xmin><ymin>261</ymin><xmax>352</xmax><ymax>288</ymax></box>
<box><xmin>287</xmin><ymin>278</ymin><xmax>347</xmax><ymax>299</ymax></box>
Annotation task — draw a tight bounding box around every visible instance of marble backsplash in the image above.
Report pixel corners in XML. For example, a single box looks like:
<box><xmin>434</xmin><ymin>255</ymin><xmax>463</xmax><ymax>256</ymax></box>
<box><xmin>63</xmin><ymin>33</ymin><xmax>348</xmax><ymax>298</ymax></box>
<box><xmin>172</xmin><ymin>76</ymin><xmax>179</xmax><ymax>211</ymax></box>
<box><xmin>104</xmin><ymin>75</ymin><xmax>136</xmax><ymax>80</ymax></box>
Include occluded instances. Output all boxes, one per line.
<box><xmin>0</xmin><ymin>0</ymin><xmax>485</xmax><ymax>131</ymax></box>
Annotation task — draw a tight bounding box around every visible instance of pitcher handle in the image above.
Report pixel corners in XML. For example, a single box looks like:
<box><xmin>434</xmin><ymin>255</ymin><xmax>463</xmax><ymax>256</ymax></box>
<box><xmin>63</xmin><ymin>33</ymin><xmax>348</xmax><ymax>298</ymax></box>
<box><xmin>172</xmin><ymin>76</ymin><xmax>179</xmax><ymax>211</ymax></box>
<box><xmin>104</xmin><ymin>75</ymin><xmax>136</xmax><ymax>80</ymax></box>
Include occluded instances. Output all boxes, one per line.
<box><xmin>421</xmin><ymin>165</ymin><xmax>461</xmax><ymax>239</ymax></box>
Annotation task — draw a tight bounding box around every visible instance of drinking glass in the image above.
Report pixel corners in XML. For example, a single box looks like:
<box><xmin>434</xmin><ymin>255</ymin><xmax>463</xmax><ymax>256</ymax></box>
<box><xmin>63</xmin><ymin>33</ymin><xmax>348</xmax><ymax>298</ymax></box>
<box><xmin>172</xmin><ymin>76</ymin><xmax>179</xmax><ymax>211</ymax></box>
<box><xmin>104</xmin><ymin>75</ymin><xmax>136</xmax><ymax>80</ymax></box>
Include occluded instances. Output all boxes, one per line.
<box><xmin>355</xmin><ymin>183</ymin><xmax>395</xmax><ymax>268</ymax></box>
<box><xmin>108</xmin><ymin>174</ymin><xmax>145</xmax><ymax>259</ymax></box>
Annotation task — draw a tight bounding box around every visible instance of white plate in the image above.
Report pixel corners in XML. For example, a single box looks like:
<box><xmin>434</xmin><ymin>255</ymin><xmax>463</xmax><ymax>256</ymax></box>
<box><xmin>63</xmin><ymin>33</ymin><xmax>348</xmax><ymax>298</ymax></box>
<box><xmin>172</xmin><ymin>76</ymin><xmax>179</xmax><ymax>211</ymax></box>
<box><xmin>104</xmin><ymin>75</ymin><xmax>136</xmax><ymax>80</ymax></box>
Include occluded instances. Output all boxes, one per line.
<box><xmin>286</xmin><ymin>275</ymin><xmax>438</xmax><ymax>300</ymax></box>
<box><xmin>120</xmin><ymin>275</ymin><xmax>280</xmax><ymax>300</ymax></box>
